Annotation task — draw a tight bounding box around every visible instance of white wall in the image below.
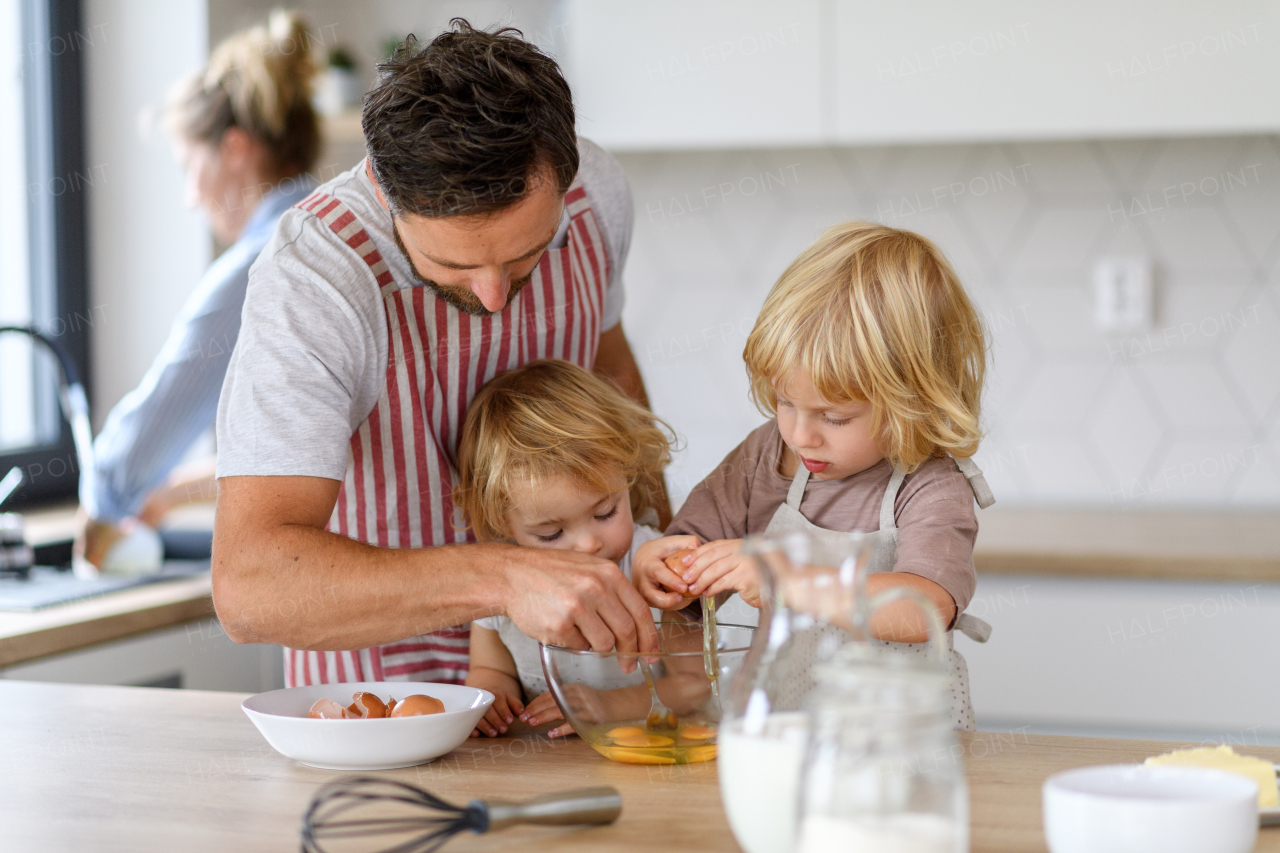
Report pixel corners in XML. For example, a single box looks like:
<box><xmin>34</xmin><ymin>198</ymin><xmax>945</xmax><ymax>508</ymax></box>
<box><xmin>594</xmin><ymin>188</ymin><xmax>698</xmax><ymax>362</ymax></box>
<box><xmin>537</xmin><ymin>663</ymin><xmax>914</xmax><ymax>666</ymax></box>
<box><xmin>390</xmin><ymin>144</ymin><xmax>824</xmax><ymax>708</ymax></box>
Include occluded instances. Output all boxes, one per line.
<box><xmin>615</xmin><ymin>138</ymin><xmax>1280</xmax><ymax>509</ymax></box>
<box><xmin>83</xmin><ymin>0</ymin><xmax>211</xmax><ymax>429</ymax></box>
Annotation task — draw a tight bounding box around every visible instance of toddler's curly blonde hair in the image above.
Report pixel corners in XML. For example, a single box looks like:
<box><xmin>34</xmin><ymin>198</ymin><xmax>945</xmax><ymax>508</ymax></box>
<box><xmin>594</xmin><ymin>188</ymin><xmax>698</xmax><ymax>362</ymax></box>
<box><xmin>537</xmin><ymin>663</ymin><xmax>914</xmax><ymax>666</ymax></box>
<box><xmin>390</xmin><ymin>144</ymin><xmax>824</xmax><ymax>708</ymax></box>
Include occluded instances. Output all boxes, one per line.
<box><xmin>454</xmin><ymin>360</ymin><xmax>674</xmax><ymax>541</ymax></box>
<box><xmin>744</xmin><ymin>221</ymin><xmax>987</xmax><ymax>472</ymax></box>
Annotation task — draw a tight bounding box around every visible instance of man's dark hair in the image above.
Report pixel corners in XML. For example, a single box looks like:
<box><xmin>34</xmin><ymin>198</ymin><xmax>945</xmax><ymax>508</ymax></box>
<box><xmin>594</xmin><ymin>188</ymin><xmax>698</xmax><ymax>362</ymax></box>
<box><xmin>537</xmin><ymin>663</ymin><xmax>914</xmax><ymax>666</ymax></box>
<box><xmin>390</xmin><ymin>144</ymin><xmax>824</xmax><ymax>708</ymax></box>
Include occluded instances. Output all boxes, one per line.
<box><xmin>362</xmin><ymin>19</ymin><xmax>578</xmax><ymax>219</ymax></box>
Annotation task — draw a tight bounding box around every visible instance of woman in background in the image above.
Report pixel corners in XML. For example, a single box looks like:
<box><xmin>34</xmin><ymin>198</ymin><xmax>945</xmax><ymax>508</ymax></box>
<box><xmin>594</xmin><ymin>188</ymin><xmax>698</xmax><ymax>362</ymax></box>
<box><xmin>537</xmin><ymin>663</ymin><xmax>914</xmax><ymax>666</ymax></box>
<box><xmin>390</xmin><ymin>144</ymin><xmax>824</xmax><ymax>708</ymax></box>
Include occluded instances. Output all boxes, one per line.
<box><xmin>76</xmin><ymin>11</ymin><xmax>322</xmax><ymax>567</ymax></box>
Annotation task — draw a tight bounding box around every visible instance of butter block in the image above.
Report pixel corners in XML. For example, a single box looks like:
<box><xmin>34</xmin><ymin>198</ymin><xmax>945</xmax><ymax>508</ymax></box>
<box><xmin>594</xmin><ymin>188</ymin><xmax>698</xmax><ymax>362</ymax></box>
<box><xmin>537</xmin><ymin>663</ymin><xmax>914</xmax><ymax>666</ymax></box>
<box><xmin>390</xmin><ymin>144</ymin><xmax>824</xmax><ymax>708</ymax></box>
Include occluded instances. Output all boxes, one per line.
<box><xmin>1145</xmin><ymin>745</ymin><xmax>1279</xmax><ymax>808</ymax></box>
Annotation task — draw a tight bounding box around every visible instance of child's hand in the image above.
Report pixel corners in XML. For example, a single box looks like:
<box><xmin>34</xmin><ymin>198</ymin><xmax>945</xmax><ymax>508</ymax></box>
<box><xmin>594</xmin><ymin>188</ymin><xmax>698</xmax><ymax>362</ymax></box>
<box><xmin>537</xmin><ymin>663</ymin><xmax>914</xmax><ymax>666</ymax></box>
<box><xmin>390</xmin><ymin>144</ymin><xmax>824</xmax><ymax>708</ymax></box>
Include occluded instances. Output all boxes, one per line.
<box><xmin>520</xmin><ymin>690</ymin><xmax>576</xmax><ymax>739</ymax></box>
<box><xmin>681</xmin><ymin>539</ymin><xmax>762</xmax><ymax>608</ymax></box>
<box><xmin>470</xmin><ymin>689</ymin><xmax>525</xmax><ymax>738</ymax></box>
<box><xmin>633</xmin><ymin>535</ymin><xmax>701</xmax><ymax>610</ymax></box>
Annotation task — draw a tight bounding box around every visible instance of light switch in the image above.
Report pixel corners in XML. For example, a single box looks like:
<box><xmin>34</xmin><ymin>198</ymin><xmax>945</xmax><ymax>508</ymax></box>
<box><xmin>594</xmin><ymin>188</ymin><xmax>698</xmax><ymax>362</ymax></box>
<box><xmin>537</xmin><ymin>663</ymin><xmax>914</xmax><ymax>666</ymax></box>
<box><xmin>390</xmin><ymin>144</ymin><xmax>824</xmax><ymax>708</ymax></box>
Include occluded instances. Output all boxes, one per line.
<box><xmin>1094</xmin><ymin>257</ymin><xmax>1153</xmax><ymax>332</ymax></box>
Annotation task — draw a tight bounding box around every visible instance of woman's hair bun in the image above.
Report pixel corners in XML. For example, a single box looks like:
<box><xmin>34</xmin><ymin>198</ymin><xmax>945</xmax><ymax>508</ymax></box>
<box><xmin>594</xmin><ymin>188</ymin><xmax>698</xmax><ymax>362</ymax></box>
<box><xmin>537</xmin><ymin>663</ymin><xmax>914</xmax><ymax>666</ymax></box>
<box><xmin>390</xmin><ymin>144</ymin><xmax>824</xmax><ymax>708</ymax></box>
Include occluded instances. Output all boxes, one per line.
<box><xmin>165</xmin><ymin>9</ymin><xmax>321</xmax><ymax>178</ymax></box>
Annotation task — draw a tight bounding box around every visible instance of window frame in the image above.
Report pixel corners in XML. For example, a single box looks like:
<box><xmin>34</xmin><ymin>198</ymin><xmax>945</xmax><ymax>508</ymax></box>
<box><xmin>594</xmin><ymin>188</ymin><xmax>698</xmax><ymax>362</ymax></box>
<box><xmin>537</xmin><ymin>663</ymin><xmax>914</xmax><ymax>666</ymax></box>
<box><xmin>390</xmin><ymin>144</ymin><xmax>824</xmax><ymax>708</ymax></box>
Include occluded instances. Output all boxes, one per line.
<box><xmin>0</xmin><ymin>0</ymin><xmax>89</xmax><ymax>509</ymax></box>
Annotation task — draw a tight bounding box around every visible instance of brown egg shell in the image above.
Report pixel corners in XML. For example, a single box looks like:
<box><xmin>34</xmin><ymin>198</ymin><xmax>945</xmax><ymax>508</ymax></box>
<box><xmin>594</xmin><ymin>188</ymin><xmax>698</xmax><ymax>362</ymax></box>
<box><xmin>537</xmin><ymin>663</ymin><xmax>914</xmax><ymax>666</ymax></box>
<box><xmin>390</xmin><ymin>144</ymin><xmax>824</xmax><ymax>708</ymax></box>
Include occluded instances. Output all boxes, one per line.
<box><xmin>350</xmin><ymin>692</ymin><xmax>387</xmax><ymax>718</ymax></box>
<box><xmin>307</xmin><ymin>698</ymin><xmax>348</xmax><ymax>719</ymax></box>
<box><xmin>389</xmin><ymin>694</ymin><xmax>446</xmax><ymax>717</ymax></box>
<box><xmin>663</xmin><ymin>548</ymin><xmax>697</xmax><ymax>572</ymax></box>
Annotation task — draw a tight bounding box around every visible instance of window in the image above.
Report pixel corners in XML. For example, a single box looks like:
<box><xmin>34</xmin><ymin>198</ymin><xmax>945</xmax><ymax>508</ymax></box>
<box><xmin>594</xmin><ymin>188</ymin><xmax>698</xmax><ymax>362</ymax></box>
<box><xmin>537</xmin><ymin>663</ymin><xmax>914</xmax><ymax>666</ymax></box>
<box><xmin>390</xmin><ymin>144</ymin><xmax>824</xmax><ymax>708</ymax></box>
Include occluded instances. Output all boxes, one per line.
<box><xmin>0</xmin><ymin>0</ymin><xmax>88</xmax><ymax>508</ymax></box>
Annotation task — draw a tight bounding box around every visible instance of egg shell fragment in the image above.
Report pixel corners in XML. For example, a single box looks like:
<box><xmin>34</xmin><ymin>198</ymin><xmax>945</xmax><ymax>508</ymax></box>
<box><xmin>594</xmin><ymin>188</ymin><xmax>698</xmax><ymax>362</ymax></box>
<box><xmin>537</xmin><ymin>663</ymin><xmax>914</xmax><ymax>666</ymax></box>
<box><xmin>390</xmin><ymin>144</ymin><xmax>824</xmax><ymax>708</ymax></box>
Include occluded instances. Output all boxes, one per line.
<box><xmin>663</xmin><ymin>548</ymin><xmax>697</xmax><ymax>572</ymax></box>
<box><xmin>307</xmin><ymin>698</ymin><xmax>347</xmax><ymax>719</ymax></box>
<box><xmin>347</xmin><ymin>692</ymin><xmax>387</xmax><ymax>718</ymax></box>
<box><xmin>389</xmin><ymin>694</ymin><xmax>446</xmax><ymax>717</ymax></box>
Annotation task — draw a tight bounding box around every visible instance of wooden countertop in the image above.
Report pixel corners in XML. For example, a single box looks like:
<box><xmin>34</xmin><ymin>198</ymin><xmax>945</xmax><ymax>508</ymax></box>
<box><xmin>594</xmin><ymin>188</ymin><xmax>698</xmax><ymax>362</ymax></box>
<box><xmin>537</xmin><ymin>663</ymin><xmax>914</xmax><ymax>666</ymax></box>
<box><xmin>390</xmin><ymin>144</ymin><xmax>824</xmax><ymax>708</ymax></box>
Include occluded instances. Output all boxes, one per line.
<box><xmin>0</xmin><ymin>573</ymin><xmax>214</xmax><ymax>667</ymax></box>
<box><xmin>974</xmin><ymin>507</ymin><xmax>1280</xmax><ymax>583</ymax></box>
<box><xmin>0</xmin><ymin>501</ymin><xmax>217</xmax><ymax>667</ymax></box>
<box><xmin>4</xmin><ymin>680</ymin><xmax>1278</xmax><ymax>852</ymax></box>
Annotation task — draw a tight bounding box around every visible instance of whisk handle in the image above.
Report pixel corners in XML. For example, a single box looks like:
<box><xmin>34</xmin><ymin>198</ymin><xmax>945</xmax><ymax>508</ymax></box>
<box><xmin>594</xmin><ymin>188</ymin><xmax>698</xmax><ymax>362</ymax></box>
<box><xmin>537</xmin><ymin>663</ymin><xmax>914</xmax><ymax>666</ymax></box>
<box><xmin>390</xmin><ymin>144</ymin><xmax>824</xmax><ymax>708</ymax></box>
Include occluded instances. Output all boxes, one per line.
<box><xmin>478</xmin><ymin>787</ymin><xmax>622</xmax><ymax>831</ymax></box>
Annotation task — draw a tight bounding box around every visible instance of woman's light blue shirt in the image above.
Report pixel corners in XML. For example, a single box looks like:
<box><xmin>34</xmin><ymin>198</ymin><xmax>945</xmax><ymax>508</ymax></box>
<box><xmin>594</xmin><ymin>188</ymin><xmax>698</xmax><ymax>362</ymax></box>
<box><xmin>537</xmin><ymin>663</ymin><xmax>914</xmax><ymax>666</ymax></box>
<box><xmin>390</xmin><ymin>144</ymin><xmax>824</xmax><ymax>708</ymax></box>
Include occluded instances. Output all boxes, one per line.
<box><xmin>83</xmin><ymin>177</ymin><xmax>315</xmax><ymax>521</ymax></box>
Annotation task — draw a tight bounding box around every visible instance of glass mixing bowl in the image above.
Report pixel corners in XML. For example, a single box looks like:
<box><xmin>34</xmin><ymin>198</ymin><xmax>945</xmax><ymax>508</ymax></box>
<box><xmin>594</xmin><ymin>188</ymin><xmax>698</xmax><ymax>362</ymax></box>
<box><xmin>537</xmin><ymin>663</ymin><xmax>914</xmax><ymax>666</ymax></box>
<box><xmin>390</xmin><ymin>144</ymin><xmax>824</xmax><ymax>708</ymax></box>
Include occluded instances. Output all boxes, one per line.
<box><xmin>540</xmin><ymin>620</ymin><xmax>754</xmax><ymax>765</ymax></box>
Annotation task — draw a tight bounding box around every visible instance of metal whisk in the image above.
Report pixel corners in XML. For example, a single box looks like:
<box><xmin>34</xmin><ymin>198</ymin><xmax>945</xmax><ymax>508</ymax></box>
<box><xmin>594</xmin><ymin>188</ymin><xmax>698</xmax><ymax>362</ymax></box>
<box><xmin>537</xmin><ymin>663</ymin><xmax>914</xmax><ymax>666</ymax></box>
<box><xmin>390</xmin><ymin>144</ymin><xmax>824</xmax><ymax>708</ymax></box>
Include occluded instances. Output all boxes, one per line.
<box><xmin>300</xmin><ymin>776</ymin><xmax>622</xmax><ymax>853</ymax></box>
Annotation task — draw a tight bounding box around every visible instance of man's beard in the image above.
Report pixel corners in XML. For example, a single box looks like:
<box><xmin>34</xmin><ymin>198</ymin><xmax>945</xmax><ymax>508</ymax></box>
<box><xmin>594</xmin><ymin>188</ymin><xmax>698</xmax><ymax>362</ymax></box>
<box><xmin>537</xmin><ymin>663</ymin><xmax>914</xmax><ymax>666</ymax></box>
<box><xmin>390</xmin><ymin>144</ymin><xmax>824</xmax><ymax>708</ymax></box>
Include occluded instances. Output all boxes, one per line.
<box><xmin>392</xmin><ymin>225</ymin><xmax>534</xmax><ymax>317</ymax></box>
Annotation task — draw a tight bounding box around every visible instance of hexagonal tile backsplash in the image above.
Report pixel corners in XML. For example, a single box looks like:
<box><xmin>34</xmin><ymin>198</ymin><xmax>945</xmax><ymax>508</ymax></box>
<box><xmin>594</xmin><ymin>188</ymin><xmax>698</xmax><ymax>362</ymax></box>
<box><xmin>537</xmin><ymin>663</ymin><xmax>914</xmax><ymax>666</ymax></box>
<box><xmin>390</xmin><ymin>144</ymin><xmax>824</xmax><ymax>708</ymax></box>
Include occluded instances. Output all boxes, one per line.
<box><xmin>615</xmin><ymin>136</ymin><xmax>1280</xmax><ymax>508</ymax></box>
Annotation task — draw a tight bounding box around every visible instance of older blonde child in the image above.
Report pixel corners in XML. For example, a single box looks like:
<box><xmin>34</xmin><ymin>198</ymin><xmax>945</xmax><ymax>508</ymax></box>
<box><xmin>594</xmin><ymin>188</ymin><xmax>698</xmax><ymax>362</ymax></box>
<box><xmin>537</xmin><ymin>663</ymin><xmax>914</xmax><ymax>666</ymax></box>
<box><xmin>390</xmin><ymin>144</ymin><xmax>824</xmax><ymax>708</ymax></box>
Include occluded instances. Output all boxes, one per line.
<box><xmin>633</xmin><ymin>221</ymin><xmax>995</xmax><ymax>730</ymax></box>
<box><xmin>454</xmin><ymin>359</ymin><xmax>674</xmax><ymax>739</ymax></box>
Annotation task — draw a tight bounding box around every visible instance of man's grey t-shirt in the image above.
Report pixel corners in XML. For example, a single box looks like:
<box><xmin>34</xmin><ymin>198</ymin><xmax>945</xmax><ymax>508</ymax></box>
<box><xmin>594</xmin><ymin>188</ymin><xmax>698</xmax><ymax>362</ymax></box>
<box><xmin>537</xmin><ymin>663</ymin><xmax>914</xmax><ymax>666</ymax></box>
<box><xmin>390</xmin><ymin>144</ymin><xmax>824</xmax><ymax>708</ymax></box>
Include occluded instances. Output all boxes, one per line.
<box><xmin>216</xmin><ymin>139</ymin><xmax>633</xmax><ymax>480</ymax></box>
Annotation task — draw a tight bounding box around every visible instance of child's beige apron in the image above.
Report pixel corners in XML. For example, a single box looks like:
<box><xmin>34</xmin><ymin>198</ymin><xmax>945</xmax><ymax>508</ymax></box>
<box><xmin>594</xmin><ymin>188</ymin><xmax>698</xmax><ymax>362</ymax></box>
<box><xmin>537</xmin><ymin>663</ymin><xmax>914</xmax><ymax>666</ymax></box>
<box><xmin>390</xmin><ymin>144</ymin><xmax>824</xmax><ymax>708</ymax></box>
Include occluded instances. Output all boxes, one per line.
<box><xmin>762</xmin><ymin>456</ymin><xmax>994</xmax><ymax>730</ymax></box>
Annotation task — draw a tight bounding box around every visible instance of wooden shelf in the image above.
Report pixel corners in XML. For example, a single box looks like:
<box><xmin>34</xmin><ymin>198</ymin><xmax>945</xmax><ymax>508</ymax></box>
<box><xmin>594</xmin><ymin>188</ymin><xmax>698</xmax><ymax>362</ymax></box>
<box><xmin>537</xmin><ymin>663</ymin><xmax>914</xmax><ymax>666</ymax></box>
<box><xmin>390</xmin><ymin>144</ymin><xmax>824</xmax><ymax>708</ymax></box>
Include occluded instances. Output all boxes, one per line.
<box><xmin>974</xmin><ymin>508</ymin><xmax>1280</xmax><ymax>583</ymax></box>
<box><xmin>322</xmin><ymin>110</ymin><xmax>364</xmax><ymax>144</ymax></box>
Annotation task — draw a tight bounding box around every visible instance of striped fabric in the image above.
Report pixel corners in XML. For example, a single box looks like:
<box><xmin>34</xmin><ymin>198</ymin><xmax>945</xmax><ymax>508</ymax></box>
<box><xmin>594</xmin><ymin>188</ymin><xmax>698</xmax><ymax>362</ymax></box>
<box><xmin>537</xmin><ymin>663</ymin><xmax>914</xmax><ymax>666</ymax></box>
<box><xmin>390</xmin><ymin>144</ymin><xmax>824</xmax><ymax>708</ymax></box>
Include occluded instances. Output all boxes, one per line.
<box><xmin>284</xmin><ymin>180</ymin><xmax>609</xmax><ymax>687</ymax></box>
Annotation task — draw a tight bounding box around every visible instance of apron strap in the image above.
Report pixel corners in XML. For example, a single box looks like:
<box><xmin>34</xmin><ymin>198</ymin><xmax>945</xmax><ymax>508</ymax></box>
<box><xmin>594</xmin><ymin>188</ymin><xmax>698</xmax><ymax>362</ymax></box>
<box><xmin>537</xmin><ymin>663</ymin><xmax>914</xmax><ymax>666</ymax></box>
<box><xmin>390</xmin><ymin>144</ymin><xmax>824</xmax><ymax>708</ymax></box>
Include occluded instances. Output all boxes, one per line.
<box><xmin>950</xmin><ymin>455</ymin><xmax>995</xmax><ymax>643</ymax></box>
<box><xmin>869</xmin><ymin>466</ymin><xmax>907</xmax><ymax>575</ymax></box>
<box><xmin>294</xmin><ymin>188</ymin><xmax>400</xmax><ymax>300</ymax></box>
<box><xmin>955</xmin><ymin>612</ymin><xmax>992</xmax><ymax>643</ymax></box>
<box><xmin>785</xmin><ymin>463</ymin><xmax>810</xmax><ymax>510</ymax></box>
<box><xmin>953</xmin><ymin>455</ymin><xmax>996</xmax><ymax>509</ymax></box>
<box><xmin>879</xmin><ymin>467</ymin><xmax>907</xmax><ymax>532</ymax></box>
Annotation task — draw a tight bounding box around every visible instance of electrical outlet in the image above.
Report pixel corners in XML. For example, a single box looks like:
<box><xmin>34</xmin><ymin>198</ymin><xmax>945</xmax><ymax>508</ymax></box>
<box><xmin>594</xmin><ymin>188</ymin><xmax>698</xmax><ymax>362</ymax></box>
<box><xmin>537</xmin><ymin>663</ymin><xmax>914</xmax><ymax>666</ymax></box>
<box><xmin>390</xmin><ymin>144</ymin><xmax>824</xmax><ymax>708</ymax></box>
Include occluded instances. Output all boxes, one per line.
<box><xmin>1094</xmin><ymin>257</ymin><xmax>1153</xmax><ymax>332</ymax></box>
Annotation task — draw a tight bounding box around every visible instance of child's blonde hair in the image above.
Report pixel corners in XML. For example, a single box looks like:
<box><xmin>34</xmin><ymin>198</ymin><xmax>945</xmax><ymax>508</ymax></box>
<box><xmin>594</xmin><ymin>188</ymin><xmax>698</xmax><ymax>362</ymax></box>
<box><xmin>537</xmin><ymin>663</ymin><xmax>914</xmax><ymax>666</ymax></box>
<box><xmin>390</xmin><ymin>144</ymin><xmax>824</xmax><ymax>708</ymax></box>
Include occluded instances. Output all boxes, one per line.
<box><xmin>454</xmin><ymin>360</ymin><xmax>674</xmax><ymax>542</ymax></box>
<box><xmin>744</xmin><ymin>221</ymin><xmax>986</xmax><ymax>472</ymax></box>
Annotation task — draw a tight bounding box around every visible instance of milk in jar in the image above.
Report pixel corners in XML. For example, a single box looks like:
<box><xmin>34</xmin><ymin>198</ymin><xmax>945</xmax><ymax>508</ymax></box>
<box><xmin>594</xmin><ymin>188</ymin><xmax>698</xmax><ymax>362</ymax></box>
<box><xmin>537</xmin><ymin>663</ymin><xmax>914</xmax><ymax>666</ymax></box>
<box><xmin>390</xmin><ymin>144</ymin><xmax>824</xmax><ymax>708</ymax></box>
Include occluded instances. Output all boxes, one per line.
<box><xmin>718</xmin><ymin>712</ymin><xmax>808</xmax><ymax>853</ymax></box>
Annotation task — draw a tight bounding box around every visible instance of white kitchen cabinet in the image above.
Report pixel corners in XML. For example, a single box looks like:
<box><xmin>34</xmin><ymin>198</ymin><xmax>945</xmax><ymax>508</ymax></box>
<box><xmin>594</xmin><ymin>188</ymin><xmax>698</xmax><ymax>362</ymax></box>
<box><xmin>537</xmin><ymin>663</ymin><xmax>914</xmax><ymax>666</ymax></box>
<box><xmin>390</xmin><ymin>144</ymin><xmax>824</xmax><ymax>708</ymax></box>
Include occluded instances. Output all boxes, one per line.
<box><xmin>833</xmin><ymin>0</ymin><xmax>1280</xmax><ymax>143</ymax></box>
<box><xmin>563</xmin><ymin>0</ymin><xmax>826</xmax><ymax>149</ymax></box>
<box><xmin>711</xmin><ymin>573</ymin><xmax>1280</xmax><ymax>743</ymax></box>
<box><xmin>966</xmin><ymin>574</ymin><xmax>1280</xmax><ymax>743</ymax></box>
<box><xmin>0</xmin><ymin>618</ymin><xmax>283</xmax><ymax>693</ymax></box>
<box><xmin>565</xmin><ymin>0</ymin><xmax>1280</xmax><ymax>149</ymax></box>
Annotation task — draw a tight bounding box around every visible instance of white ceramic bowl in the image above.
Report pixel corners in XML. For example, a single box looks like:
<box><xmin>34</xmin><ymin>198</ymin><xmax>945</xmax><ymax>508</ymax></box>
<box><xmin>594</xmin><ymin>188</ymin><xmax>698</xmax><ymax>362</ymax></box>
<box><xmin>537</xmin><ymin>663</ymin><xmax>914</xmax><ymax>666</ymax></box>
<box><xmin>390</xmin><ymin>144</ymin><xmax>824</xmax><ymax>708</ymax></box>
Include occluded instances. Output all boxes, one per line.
<box><xmin>242</xmin><ymin>681</ymin><xmax>493</xmax><ymax>770</ymax></box>
<box><xmin>1043</xmin><ymin>764</ymin><xmax>1258</xmax><ymax>853</ymax></box>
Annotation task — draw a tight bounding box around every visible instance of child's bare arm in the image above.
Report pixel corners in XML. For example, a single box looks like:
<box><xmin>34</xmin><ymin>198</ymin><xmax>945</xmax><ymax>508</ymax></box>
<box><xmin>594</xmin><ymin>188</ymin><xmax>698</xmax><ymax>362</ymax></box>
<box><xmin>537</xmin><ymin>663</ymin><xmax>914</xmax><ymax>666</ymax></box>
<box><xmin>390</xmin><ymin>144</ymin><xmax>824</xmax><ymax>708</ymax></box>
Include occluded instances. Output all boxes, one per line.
<box><xmin>465</xmin><ymin>624</ymin><xmax>526</xmax><ymax>737</ymax></box>
<box><xmin>863</xmin><ymin>571</ymin><xmax>956</xmax><ymax>643</ymax></box>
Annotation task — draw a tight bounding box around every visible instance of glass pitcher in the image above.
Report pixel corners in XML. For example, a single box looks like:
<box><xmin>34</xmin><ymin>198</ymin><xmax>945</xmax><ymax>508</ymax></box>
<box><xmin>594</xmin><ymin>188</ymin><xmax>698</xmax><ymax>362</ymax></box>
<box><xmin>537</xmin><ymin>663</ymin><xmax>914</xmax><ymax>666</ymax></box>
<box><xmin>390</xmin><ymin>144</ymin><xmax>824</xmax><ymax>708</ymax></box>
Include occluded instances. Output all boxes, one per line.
<box><xmin>717</xmin><ymin>529</ymin><xmax>879</xmax><ymax>853</ymax></box>
<box><xmin>794</xmin><ymin>588</ymin><xmax>967</xmax><ymax>853</ymax></box>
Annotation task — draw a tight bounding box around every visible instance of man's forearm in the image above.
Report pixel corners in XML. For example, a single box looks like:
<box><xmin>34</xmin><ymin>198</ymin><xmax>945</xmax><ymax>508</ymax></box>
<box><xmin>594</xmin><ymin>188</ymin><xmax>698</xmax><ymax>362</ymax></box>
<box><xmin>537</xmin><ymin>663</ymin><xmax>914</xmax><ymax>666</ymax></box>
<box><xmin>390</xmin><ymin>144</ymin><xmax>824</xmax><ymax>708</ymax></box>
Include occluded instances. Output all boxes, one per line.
<box><xmin>215</xmin><ymin>463</ymin><xmax>663</xmax><ymax>656</ymax></box>
<box><xmin>213</xmin><ymin>480</ymin><xmax>512</xmax><ymax>649</ymax></box>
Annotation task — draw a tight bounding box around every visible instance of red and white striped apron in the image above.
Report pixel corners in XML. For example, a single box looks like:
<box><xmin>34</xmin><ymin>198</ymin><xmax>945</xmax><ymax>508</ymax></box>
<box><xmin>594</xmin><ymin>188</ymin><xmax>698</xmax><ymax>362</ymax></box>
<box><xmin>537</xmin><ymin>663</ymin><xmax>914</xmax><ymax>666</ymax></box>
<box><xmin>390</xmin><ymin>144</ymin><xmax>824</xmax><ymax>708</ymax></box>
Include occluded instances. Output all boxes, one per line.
<box><xmin>284</xmin><ymin>175</ymin><xmax>610</xmax><ymax>687</ymax></box>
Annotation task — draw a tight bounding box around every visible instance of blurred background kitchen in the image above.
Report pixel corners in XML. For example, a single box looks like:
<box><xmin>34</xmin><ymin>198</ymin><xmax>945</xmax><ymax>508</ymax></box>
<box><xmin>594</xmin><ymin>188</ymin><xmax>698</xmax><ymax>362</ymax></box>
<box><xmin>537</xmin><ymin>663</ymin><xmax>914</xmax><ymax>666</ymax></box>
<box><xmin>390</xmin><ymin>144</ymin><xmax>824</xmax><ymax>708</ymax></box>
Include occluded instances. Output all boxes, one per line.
<box><xmin>1</xmin><ymin>1</ymin><xmax>1277</xmax><ymax>744</ymax></box>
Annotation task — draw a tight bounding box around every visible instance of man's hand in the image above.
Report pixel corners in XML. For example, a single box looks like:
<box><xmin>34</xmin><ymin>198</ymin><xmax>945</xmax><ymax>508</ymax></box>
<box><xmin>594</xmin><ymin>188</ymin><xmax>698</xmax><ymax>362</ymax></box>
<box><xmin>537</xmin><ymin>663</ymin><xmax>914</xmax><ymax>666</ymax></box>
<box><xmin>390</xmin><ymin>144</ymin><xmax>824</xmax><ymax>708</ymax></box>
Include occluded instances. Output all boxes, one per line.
<box><xmin>214</xmin><ymin>475</ymin><xmax>658</xmax><ymax>658</ymax></box>
<box><xmin>502</xmin><ymin>547</ymin><xmax>659</xmax><ymax>663</ymax></box>
<box><xmin>632</xmin><ymin>535</ymin><xmax>701</xmax><ymax>610</ymax></box>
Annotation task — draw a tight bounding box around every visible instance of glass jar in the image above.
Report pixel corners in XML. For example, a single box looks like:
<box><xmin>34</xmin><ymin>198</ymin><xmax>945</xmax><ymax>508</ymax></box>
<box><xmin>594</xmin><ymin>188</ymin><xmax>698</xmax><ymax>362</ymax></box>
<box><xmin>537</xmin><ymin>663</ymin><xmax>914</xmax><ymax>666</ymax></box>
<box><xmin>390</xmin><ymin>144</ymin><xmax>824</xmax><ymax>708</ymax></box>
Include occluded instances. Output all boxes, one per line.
<box><xmin>718</xmin><ymin>530</ymin><xmax>878</xmax><ymax>853</ymax></box>
<box><xmin>795</xmin><ymin>638</ymin><xmax>968</xmax><ymax>853</ymax></box>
